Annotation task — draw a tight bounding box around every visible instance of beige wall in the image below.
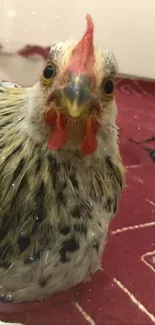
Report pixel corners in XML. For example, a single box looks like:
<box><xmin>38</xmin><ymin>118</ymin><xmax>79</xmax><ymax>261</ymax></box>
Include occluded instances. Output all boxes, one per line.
<box><xmin>0</xmin><ymin>0</ymin><xmax>155</xmax><ymax>84</ymax></box>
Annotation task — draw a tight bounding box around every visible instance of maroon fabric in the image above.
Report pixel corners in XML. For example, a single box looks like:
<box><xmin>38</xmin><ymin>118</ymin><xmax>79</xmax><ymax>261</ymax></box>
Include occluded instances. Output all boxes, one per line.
<box><xmin>0</xmin><ymin>77</ymin><xmax>155</xmax><ymax>324</ymax></box>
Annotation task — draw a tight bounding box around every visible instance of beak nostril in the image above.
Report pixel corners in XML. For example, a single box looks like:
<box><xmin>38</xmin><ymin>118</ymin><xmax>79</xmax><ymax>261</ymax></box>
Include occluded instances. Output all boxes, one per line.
<box><xmin>63</xmin><ymin>81</ymin><xmax>91</xmax><ymax>105</ymax></box>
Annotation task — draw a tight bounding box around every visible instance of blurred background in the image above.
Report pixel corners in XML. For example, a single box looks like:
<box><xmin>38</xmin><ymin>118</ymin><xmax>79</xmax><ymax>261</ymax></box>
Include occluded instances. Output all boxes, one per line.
<box><xmin>0</xmin><ymin>0</ymin><xmax>155</xmax><ymax>85</ymax></box>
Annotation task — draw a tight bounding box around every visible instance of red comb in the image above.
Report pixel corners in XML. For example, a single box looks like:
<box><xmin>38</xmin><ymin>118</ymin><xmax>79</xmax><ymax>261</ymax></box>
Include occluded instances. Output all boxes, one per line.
<box><xmin>66</xmin><ymin>14</ymin><xmax>95</xmax><ymax>76</ymax></box>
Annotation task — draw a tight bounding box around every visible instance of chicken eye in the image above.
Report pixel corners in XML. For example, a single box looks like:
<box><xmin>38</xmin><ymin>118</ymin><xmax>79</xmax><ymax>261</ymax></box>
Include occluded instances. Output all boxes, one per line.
<box><xmin>102</xmin><ymin>78</ymin><xmax>114</xmax><ymax>97</ymax></box>
<box><xmin>42</xmin><ymin>62</ymin><xmax>56</xmax><ymax>85</ymax></box>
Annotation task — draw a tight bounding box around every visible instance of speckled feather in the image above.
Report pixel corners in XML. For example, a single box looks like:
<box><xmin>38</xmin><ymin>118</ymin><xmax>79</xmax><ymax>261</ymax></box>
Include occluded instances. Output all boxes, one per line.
<box><xmin>0</xmin><ymin>36</ymin><xmax>125</xmax><ymax>302</ymax></box>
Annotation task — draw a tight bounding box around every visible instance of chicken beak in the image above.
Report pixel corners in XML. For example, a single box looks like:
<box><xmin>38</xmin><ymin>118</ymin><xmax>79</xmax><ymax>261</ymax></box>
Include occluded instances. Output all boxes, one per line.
<box><xmin>62</xmin><ymin>77</ymin><xmax>93</xmax><ymax>118</ymax></box>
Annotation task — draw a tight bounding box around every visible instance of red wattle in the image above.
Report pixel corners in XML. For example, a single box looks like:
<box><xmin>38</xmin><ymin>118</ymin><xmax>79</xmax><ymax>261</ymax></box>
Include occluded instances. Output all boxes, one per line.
<box><xmin>47</xmin><ymin>128</ymin><xmax>67</xmax><ymax>150</ymax></box>
<box><xmin>47</xmin><ymin>113</ymin><xmax>67</xmax><ymax>151</ymax></box>
<box><xmin>82</xmin><ymin>132</ymin><xmax>97</xmax><ymax>155</ymax></box>
<box><xmin>81</xmin><ymin>117</ymin><xmax>99</xmax><ymax>155</ymax></box>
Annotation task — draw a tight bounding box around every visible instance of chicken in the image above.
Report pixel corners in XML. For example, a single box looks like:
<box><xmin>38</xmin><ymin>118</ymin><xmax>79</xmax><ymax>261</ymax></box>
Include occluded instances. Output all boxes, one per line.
<box><xmin>0</xmin><ymin>14</ymin><xmax>125</xmax><ymax>303</ymax></box>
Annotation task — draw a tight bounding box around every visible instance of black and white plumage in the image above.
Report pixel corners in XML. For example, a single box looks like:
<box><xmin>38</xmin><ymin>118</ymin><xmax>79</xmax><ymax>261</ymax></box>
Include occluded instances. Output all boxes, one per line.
<box><xmin>0</xmin><ymin>15</ymin><xmax>125</xmax><ymax>303</ymax></box>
